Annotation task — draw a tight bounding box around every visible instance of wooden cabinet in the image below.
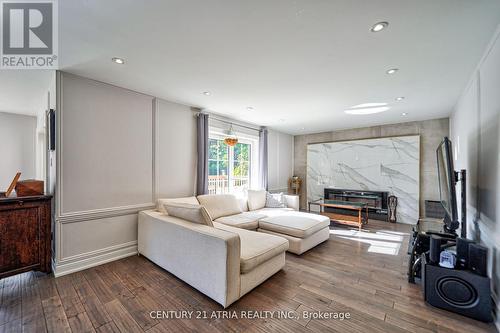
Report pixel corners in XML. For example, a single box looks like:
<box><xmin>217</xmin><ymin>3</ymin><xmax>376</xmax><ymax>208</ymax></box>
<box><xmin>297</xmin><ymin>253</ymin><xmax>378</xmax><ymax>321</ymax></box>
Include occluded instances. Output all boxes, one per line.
<box><xmin>0</xmin><ymin>195</ymin><xmax>52</xmax><ymax>278</ymax></box>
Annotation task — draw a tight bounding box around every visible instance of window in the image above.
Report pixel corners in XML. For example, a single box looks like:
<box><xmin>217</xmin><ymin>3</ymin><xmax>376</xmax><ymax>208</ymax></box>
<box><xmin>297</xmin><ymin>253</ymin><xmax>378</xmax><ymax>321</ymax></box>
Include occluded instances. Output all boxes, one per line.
<box><xmin>208</xmin><ymin>130</ymin><xmax>258</xmax><ymax>195</ymax></box>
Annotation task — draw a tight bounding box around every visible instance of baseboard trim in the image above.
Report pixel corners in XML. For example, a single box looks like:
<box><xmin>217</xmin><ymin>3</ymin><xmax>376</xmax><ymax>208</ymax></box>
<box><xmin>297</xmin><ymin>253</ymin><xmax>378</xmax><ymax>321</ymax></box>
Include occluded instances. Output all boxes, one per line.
<box><xmin>53</xmin><ymin>242</ymin><xmax>138</xmax><ymax>277</ymax></box>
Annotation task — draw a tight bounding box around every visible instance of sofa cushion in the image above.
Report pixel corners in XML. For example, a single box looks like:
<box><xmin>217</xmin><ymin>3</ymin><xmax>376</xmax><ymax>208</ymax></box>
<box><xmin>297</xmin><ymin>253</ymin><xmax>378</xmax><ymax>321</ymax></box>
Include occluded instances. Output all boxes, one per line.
<box><xmin>197</xmin><ymin>194</ymin><xmax>242</xmax><ymax>220</ymax></box>
<box><xmin>251</xmin><ymin>207</ymin><xmax>294</xmax><ymax>217</ymax></box>
<box><xmin>247</xmin><ymin>190</ymin><xmax>267</xmax><ymax>211</ymax></box>
<box><xmin>258</xmin><ymin>227</ymin><xmax>330</xmax><ymax>255</ymax></box>
<box><xmin>283</xmin><ymin>195</ymin><xmax>300</xmax><ymax>211</ymax></box>
<box><xmin>213</xmin><ymin>222</ymin><xmax>289</xmax><ymax>273</ymax></box>
<box><xmin>259</xmin><ymin>212</ymin><xmax>330</xmax><ymax>238</ymax></box>
<box><xmin>157</xmin><ymin>196</ymin><xmax>200</xmax><ymax>214</ymax></box>
<box><xmin>214</xmin><ymin>212</ymin><xmax>267</xmax><ymax>230</ymax></box>
<box><xmin>163</xmin><ymin>202</ymin><xmax>213</xmax><ymax>227</ymax></box>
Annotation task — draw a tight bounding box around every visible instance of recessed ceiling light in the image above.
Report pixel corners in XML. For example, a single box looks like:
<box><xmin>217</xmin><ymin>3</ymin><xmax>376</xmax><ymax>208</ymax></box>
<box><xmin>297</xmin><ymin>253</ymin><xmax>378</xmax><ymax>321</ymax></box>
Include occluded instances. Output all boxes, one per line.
<box><xmin>401</xmin><ymin>112</ymin><xmax>408</xmax><ymax>116</ymax></box>
<box><xmin>395</xmin><ymin>97</ymin><xmax>405</xmax><ymax>101</ymax></box>
<box><xmin>112</xmin><ymin>57</ymin><xmax>125</xmax><ymax>64</ymax></box>
<box><xmin>203</xmin><ymin>91</ymin><xmax>211</xmax><ymax>96</ymax></box>
<box><xmin>279</xmin><ymin>119</ymin><xmax>285</xmax><ymax>122</ymax></box>
<box><xmin>352</xmin><ymin>102</ymin><xmax>388</xmax><ymax>108</ymax></box>
<box><xmin>370</xmin><ymin>22</ymin><xmax>389</xmax><ymax>32</ymax></box>
<box><xmin>246</xmin><ymin>107</ymin><xmax>254</xmax><ymax>111</ymax></box>
<box><xmin>386</xmin><ymin>68</ymin><xmax>399</xmax><ymax>74</ymax></box>
<box><xmin>345</xmin><ymin>106</ymin><xmax>391</xmax><ymax>115</ymax></box>
<box><xmin>301</xmin><ymin>127</ymin><xmax>305</xmax><ymax>130</ymax></box>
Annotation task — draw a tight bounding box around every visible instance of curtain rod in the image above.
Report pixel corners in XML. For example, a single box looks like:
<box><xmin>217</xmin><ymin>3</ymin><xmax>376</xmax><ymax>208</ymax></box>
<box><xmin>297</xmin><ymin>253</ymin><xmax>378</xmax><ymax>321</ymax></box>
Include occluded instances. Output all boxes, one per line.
<box><xmin>197</xmin><ymin>112</ymin><xmax>263</xmax><ymax>132</ymax></box>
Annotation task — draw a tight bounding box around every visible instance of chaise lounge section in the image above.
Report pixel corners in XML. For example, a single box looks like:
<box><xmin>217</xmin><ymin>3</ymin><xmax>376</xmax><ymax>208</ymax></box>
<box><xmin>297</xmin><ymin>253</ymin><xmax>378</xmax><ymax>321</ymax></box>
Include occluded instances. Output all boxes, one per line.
<box><xmin>258</xmin><ymin>213</ymin><xmax>330</xmax><ymax>255</ymax></box>
<box><xmin>138</xmin><ymin>209</ymin><xmax>288</xmax><ymax>308</ymax></box>
<box><xmin>197</xmin><ymin>191</ymin><xmax>330</xmax><ymax>254</ymax></box>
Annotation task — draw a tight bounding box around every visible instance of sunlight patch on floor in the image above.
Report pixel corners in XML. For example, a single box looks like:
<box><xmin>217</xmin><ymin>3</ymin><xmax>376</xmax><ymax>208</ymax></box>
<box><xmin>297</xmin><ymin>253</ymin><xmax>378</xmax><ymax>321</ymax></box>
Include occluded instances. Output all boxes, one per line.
<box><xmin>330</xmin><ymin>228</ymin><xmax>403</xmax><ymax>255</ymax></box>
<box><xmin>378</xmin><ymin>229</ymin><xmax>409</xmax><ymax>236</ymax></box>
<box><xmin>330</xmin><ymin>228</ymin><xmax>404</xmax><ymax>242</ymax></box>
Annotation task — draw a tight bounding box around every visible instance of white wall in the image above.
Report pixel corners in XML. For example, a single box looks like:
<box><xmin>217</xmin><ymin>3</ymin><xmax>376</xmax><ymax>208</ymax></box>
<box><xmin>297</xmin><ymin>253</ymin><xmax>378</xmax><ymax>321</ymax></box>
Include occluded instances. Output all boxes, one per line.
<box><xmin>54</xmin><ymin>72</ymin><xmax>197</xmax><ymax>276</ymax></box>
<box><xmin>156</xmin><ymin>99</ymin><xmax>197</xmax><ymax>197</ymax></box>
<box><xmin>450</xmin><ymin>24</ymin><xmax>500</xmax><ymax>329</ymax></box>
<box><xmin>268</xmin><ymin>129</ymin><xmax>294</xmax><ymax>192</ymax></box>
<box><xmin>0</xmin><ymin>112</ymin><xmax>36</xmax><ymax>188</ymax></box>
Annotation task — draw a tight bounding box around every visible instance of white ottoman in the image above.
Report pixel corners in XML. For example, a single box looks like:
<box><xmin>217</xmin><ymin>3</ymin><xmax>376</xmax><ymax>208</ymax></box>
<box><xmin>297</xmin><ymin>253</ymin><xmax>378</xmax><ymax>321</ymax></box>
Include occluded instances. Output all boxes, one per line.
<box><xmin>257</xmin><ymin>212</ymin><xmax>330</xmax><ymax>255</ymax></box>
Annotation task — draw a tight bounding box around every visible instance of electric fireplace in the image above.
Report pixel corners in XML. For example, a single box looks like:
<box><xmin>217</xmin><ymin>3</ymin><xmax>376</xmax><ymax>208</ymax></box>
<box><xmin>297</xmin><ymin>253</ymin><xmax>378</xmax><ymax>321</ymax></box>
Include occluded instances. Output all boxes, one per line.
<box><xmin>324</xmin><ymin>188</ymin><xmax>389</xmax><ymax>220</ymax></box>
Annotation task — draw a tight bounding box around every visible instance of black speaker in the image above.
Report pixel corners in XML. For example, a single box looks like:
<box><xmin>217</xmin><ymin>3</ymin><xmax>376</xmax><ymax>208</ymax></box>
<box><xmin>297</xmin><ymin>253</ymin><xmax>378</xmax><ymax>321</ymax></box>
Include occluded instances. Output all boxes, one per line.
<box><xmin>429</xmin><ymin>235</ymin><xmax>442</xmax><ymax>264</ymax></box>
<box><xmin>469</xmin><ymin>244</ymin><xmax>488</xmax><ymax>277</ymax></box>
<box><xmin>456</xmin><ymin>238</ymin><xmax>474</xmax><ymax>269</ymax></box>
<box><xmin>423</xmin><ymin>259</ymin><xmax>492</xmax><ymax>322</ymax></box>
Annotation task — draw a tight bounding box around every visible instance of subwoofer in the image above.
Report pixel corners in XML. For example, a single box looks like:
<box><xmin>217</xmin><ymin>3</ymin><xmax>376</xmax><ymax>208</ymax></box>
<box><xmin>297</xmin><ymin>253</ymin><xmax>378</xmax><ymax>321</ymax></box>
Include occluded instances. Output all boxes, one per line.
<box><xmin>422</xmin><ymin>257</ymin><xmax>492</xmax><ymax>322</ymax></box>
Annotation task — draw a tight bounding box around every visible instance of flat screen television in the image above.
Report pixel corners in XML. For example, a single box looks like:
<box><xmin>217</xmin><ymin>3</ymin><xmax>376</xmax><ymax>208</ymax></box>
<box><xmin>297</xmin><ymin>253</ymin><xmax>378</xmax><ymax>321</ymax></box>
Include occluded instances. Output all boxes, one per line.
<box><xmin>436</xmin><ymin>137</ymin><xmax>459</xmax><ymax>233</ymax></box>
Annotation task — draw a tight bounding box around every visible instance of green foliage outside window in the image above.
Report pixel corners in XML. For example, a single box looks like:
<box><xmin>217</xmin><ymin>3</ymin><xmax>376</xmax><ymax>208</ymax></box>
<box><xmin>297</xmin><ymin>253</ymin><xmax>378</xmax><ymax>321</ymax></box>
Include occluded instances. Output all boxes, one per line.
<box><xmin>208</xmin><ymin>139</ymin><xmax>250</xmax><ymax>177</ymax></box>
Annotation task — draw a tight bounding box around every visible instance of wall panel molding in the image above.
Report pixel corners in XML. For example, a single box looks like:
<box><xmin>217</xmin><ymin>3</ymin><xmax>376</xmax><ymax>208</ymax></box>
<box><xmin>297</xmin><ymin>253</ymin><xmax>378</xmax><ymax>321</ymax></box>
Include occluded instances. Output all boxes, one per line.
<box><xmin>54</xmin><ymin>72</ymin><xmax>154</xmax><ymax>273</ymax></box>
<box><xmin>57</xmin><ymin>203</ymin><xmax>155</xmax><ymax>224</ymax></box>
<box><xmin>57</xmin><ymin>72</ymin><xmax>155</xmax><ymax>217</ymax></box>
<box><xmin>53</xmin><ymin>241</ymin><xmax>138</xmax><ymax>277</ymax></box>
<box><xmin>54</xmin><ymin>73</ymin><xmax>198</xmax><ymax>276</ymax></box>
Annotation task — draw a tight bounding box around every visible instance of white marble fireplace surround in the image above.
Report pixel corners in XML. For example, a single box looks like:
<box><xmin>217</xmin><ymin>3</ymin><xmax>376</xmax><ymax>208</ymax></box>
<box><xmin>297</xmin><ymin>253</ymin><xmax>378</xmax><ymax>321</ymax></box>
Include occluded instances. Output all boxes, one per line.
<box><xmin>307</xmin><ymin>135</ymin><xmax>420</xmax><ymax>224</ymax></box>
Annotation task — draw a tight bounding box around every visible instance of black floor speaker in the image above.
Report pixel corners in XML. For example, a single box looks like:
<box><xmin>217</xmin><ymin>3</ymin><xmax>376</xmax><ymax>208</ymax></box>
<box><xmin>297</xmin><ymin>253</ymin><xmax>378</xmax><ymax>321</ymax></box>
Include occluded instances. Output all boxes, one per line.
<box><xmin>469</xmin><ymin>244</ymin><xmax>488</xmax><ymax>277</ymax></box>
<box><xmin>456</xmin><ymin>237</ymin><xmax>474</xmax><ymax>269</ymax></box>
<box><xmin>422</xmin><ymin>257</ymin><xmax>492</xmax><ymax>322</ymax></box>
<box><xmin>429</xmin><ymin>235</ymin><xmax>442</xmax><ymax>264</ymax></box>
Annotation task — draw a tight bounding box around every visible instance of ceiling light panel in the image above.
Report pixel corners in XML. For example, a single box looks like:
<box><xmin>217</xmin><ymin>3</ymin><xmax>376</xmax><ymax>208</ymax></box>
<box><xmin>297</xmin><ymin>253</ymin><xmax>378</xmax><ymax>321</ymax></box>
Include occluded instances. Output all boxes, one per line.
<box><xmin>351</xmin><ymin>102</ymin><xmax>388</xmax><ymax>108</ymax></box>
<box><xmin>345</xmin><ymin>106</ymin><xmax>390</xmax><ymax>115</ymax></box>
<box><xmin>370</xmin><ymin>22</ymin><xmax>389</xmax><ymax>32</ymax></box>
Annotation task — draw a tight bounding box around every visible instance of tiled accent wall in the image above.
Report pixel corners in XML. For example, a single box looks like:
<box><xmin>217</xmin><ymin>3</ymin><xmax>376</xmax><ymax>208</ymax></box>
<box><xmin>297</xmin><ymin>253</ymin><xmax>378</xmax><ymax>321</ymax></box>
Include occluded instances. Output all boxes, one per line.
<box><xmin>293</xmin><ymin>118</ymin><xmax>449</xmax><ymax>215</ymax></box>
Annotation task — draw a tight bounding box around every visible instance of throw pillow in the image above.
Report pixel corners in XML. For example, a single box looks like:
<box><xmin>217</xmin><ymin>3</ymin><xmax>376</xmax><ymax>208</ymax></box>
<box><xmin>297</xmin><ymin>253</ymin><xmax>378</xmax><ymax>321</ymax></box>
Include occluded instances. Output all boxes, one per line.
<box><xmin>163</xmin><ymin>202</ymin><xmax>214</xmax><ymax>227</ymax></box>
<box><xmin>265</xmin><ymin>192</ymin><xmax>286</xmax><ymax>208</ymax></box>
<box><xmin>196</xmin><ymin>194</ymin><xmax>242</xmax><ymax>219</ymax></box>
<box><xmin>247</xmin><ymin>189</ymin><xmax>267</xmax><ymax>210</ymax></box>
<box><xmin>157</xmin><ymin>196</ymin><xmax>200</xmax><ymax>214</ymax></box>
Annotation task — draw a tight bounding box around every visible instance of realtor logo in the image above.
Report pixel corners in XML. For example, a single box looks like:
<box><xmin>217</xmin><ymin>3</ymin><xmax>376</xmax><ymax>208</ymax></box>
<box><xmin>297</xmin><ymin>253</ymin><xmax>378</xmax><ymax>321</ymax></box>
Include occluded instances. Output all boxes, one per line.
<box><xmin>1</xmin><ymin>0</ymin><xmax>57</xmax><ymax>69</ymax></box>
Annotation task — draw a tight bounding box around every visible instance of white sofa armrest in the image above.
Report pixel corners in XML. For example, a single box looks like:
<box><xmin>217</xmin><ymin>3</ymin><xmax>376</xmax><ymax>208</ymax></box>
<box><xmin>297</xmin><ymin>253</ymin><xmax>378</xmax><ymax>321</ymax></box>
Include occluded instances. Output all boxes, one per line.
<box><xmin>138</xmin><ymin>210</ymin><xmax>241</xmax><ymax>307</ymax></box>
<box><xmin>284</xmin><ymin>195</ymin><xmax>300</xmax><ymax>211</ymax></box>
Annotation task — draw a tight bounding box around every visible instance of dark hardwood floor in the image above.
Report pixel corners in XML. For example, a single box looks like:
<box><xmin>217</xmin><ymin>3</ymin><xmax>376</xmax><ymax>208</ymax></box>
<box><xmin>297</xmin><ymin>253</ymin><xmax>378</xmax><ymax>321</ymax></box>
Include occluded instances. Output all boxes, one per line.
<box><xmin>0</xmin><ymin>220</ymin><xmax>497</xmax><ymax>333</ymax></box>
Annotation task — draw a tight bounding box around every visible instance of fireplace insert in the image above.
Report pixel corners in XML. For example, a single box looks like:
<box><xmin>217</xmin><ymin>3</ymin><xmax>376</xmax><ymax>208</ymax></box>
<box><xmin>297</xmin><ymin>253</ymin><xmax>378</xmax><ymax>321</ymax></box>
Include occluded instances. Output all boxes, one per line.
<box><xmin>324</xmin><ymin>188</ymin><xmax>389</xmax><ymax>220</ymax></box>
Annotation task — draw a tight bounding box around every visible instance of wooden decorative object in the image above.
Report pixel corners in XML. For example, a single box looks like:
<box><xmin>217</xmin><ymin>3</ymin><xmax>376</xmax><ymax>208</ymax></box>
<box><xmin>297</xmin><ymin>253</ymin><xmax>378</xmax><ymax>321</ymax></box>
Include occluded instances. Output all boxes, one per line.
<box><xmin>288</xmin><ymin>176</ymin><xmax>302</xmax><ymax>195</ymax></box>
<box><xmin>5</xmin><ymin>172</ymin><xmax>21</xmax><ymax>197</ymax></box>
<box><xmin>0</xmin><ymin>195</ymin><xmax>52</xmax><ymax>278</ymax></box>
<box><xmin>15</xmin><ymin>179</ymin><xmax>44</xmax><ymax>197</ymax></box>
<box><xmin>388</xmin><ymin>195</ymin><xmax>398</xmax><ymax>223</ymax></box>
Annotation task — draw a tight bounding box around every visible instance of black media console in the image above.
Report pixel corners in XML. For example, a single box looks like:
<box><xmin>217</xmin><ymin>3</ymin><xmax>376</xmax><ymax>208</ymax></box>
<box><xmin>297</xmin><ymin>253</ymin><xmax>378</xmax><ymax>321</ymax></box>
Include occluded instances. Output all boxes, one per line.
<box><xmin>324</xmin><ymin>188</ymin><xmax>389</xmax><ymax>221</ymax></box>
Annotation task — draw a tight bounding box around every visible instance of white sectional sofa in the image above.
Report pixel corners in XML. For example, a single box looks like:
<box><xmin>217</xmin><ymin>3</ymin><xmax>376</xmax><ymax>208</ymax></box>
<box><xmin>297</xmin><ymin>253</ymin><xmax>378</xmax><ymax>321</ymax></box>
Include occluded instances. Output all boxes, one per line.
<box><xmin>138</xmin><ymin>191</ymin><xmax>330</xmax><ymax>307</ymax></box>
<box><xmin>138</xmin><ymin>209</ymin><xmax>288</xmax><ymax>307</ymax></box>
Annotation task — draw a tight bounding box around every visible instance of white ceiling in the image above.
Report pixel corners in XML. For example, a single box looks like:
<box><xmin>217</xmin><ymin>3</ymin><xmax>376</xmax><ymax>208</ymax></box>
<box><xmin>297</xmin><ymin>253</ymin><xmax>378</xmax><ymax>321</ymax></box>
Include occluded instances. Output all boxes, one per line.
<box><xmin>0</xmin><ymin>71</ymin><xmax>54</xmax><ymax>116</ymax></box>
<box><xmin>55</xmin><ymin>1</ymin><xmax>500</xmax><ymax>134</ymax></box>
